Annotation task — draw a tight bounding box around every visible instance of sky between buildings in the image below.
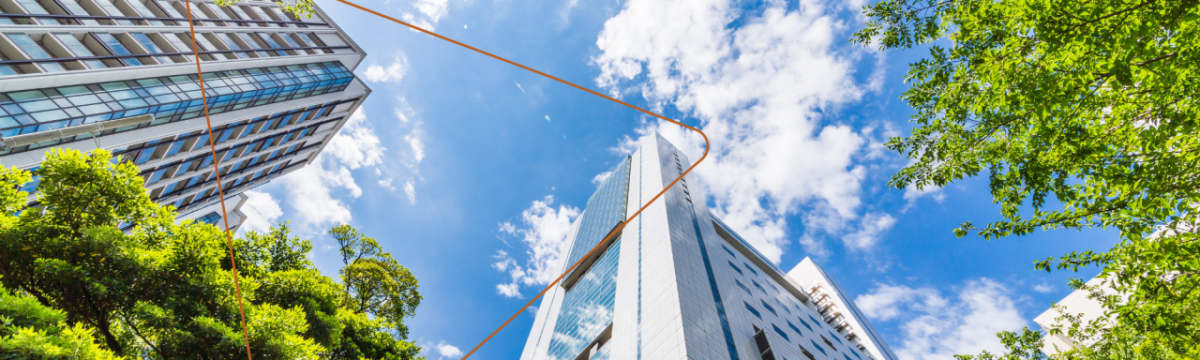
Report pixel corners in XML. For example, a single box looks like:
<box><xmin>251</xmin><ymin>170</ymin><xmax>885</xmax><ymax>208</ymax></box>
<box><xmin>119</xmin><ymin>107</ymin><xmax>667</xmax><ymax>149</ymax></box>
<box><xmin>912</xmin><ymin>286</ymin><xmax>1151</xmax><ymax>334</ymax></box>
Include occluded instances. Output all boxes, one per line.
<box><xmin>235</xmin><ymin>0</ymin><xmax>1119</xmax><ymax>358</ymax></box>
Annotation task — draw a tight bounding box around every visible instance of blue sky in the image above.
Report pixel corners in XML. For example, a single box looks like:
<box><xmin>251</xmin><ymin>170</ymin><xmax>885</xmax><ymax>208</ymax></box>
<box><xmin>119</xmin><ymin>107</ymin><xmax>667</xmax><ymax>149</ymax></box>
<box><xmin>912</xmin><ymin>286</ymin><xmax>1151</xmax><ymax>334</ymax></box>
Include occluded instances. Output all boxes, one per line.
<box><xmin>237</xmin><ymin>0</ymin><xmax>1121</xmax><ymax>358</ymax></box>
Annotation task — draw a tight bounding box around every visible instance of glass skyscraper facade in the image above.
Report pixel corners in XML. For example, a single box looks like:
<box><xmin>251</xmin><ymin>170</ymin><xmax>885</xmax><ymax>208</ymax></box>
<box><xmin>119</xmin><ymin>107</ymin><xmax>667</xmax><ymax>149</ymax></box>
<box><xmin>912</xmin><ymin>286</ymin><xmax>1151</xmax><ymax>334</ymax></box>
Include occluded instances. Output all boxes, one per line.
<box><xmin>0</xmin><ymin>0</ymin><xmax>370</xmax><ymax>231</ymax></box>
<box><xmin>520</xmin><ymin>134</ymin><xmax>898</xmax><ymax>360</ymax></box>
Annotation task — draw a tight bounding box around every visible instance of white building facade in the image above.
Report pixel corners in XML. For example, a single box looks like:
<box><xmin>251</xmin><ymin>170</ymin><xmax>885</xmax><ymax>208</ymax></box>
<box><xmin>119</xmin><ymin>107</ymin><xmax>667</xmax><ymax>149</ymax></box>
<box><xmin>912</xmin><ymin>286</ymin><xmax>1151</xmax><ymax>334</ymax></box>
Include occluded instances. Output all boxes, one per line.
<box><xmin>520</xmin><ymin>134</ymin><xmax>896</xmax><ymax>360</ymax></box>
<box><xmin>0</xmin><ymin>0</ymin><xmax>369</xmax><ymax>231</ymax></box>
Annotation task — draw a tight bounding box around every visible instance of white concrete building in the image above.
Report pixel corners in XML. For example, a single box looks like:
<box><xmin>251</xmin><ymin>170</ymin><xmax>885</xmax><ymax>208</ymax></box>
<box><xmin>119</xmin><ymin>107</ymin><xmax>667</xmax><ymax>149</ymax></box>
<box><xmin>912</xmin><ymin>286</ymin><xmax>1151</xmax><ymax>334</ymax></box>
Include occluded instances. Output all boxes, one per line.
<box><xmin>520</xmin><ymin>134</ymin><xmax>896</xmax><ymax>360</ymax></box>
<box><xmin>1033</xmin><ymin>276</ymin><xmax>1114</xmax><ymax>355</ymax></box>
<box><xmin>0</xmin><ymin>0</ymin><xmax>369</xmax><ymax>231</ymax></box>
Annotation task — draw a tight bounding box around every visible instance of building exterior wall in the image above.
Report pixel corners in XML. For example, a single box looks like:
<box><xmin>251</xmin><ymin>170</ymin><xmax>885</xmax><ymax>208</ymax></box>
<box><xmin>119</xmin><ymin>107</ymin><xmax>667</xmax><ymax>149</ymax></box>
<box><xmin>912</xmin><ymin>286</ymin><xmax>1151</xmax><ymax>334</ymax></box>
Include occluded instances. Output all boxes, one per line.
<box><xmin>1033</xmin><ymin>276</ymin><xmax>1117</xmax><ymax>355</ymax></box>
<box><xmin>787</xmin><ymin>259</ymin><xmax>899</xmax><ymax>360</ymax></box>
<box><xmin>520</xmin><ymin>134</ymin><xmax>896</xmax><ymax>360</ymax></box>
<box><xmin>0</xmin><ymin>0</ymin><xmax>368</xmax><ymax>229</ymax></box>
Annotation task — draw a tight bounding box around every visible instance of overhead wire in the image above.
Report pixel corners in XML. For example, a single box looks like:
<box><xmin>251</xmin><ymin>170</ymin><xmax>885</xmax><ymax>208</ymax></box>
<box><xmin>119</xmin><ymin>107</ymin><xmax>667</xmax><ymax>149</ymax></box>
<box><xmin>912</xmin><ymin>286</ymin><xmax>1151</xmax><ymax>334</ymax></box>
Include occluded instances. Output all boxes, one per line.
<box><xmin>184</xmin><ymin>4</ymin><xmax>254</xmax><ymax>359</ymax></box>
<box><xmin>332</xmin><ymin>2</ymin><xmax>710</xmax><ymax>359</ymax></box>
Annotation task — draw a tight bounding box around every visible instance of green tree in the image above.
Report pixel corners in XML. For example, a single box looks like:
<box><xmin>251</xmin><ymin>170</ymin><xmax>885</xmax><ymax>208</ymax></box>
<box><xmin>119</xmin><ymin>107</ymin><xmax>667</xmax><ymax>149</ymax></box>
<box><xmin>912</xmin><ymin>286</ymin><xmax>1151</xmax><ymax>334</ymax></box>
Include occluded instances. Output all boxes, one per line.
<box><xmin>329</xmin><ymin>224</ymin><xmax>422</xmax><ymax>340</ymax></box>
<box><xmin>214</xmin><ymin>0</ymin><xmax>315</xmax><ymax>19</ymax></box>
<box><xmin>0</xmin><ymin>278</ymin><xmax>121</xmax><ymax>359</ymax></box>
<box><xmin>0</xmin><ymin>148</ymin><xmax>423</xmax><ymax>359</ymax></box>
<box><xmin>852</xmin><ymin>0</ymin><xmax>1200</xmax><ymax>356</ymax></box>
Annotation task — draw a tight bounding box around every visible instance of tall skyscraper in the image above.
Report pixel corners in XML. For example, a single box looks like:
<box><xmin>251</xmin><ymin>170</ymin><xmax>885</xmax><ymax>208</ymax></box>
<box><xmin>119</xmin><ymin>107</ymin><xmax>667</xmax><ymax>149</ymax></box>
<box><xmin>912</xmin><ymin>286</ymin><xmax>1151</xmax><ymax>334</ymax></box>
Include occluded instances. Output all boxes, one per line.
<box><xmin>0</xmin><ymin>0</ymin><xmax>369</xmax><ymax>232</ymax></box>
<box><xmin>520</xmin><ymin>134</ymin><xmax>896</xmax><ymax>360</ymax></box>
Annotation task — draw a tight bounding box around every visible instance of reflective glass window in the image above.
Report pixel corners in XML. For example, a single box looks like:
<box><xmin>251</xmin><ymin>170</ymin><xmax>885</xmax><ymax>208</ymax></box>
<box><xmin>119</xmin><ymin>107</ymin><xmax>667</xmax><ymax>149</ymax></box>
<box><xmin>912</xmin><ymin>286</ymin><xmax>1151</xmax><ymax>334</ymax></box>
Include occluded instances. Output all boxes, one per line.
<box><xmin>5</xmin><ymin>33</ymin><xmax>66</xmax><ymax>72</ymax></box>
<box><xmin>92</xmin><ymin>0</ymin><xmax>135</xmax><ymax>25</ymax></box>
<box><xmin>53</xmin><ymin>33</ymin><xmax>105</xmax><ymax>69</ymax></box>
<box><xmin>93</xmin><ymin>33</ymin><xmax>143</xmax><ymax>66</ymax></box>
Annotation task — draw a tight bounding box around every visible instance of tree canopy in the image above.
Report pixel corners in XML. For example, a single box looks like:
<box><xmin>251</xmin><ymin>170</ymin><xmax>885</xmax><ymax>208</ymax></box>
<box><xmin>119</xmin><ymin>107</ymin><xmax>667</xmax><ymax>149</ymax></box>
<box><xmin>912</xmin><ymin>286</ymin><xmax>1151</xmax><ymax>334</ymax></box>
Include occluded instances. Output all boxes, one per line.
<box><xmin>853</xmin><ymin>0</ymin><xmax>1199</xmax><ymax>357</ymax></box>
<box><xmin>0</xmin><ymin>148</ymin><xmax>423</xmax><ymax>359</ymax></box>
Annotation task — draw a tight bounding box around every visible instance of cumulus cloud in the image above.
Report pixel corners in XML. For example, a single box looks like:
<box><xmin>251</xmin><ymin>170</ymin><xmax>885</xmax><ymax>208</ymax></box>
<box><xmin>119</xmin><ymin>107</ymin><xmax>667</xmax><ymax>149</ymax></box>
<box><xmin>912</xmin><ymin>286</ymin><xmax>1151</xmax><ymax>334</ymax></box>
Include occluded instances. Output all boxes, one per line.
<box><xmin>434</xmin><ymin>341</ymin><xmax>462</xmax><ymax>358</ymax></box>
<box><xmin>379</xmin><ymin>178</ymin><xmax>396</xmax><ymax>191</ymax></box>
<box><xmin>276</xmin><ymin>108</ymin><xmax>384</xmax><ymax>229</ymax></box>
<box><xmin>492</xmin><ymin>196</ymin><xmax>581</xmax><ymax>298</ymax></box>
<box><xmin>903</xmin><ymin>183</ymin><xmax>945</xmax><ymax>206</ymax></box>
<box><xmin>405</xmin><ymin>134</ymin><xmax>425</xmax><ymax>163</ymax></box>
<box><xmin>237</xmin><ymin>190</ymin><xmax>282</xmax><ymax>234</ymax></box>
<box><xmin>324</xmin><ymin>108</ymin><xmax>386</xmax><ymax>170</ymax></box>
<box><xmin>843</xmin><ymin>212</ymin><xmax>896</xmax><ymax>250</ymax></box>
<box><xmin>1033</xmin><ymin>282</ymin><xmax>1054</xmax><ymax>293</ymax></box>
<box><xmin>404</xmin><ymin>179</ymin><xmax>417</xmax><ymax>205</ymax></box>
<box><xmin>592</xmin><ymin>170</ymin><xmax>613</xmax><ymax>186</ymax></box>
<box><xmin>400</xmin><ymin>0</ymin><xmax>449</xmax><ymax>31</ymax></box>
<box><xmin>362</xmin><ymin>54</ymin><xmax>408</xmax><ymax>84</ymax></box>
<box><xmin>595</xmin><ymin>0</ymin><xmax>885</xmax><ymax>262</ymax></box>
<box><xmin>855</xmin><ymin>279</ymin><xmax>1028</xmax><ymax>360</ymax></box>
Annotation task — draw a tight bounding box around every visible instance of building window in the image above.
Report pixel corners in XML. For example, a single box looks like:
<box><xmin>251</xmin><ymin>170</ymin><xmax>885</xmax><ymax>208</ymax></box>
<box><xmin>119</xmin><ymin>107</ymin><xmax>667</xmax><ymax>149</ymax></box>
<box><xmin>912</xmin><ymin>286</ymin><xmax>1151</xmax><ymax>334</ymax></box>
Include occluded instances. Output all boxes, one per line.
<box><xmin>729</xmin><ymin>261</ymin><xmax>744</xmax><ymax>275</ymax></box>
<box><xmin>0</xmin><ymin>62</ymin><xmax>353</xmax><ymax>152</ymax></box>
<box><xmin>761</xmin><ymin>300</ymin><xmax>777</xmax><ymax>316</ymax></box>
<box><xmin>721</xmin><ymin>244</ymin><xmax>736</xmax><ymax>257</ymax></box>
<box><xmin>197</xmin><ymin>212</ymin><xmax>221</xmax><ymax>225</ymax></box>
<box><xmin>821</xmin><ymin>335</ymin><xmax>837</xmax><ymax>351</ymax></box>
<box><xmin>745</xmin><ymin>302</ymin><xmax>762</xmax><ymax>319</ymax></box>
<box><xmin>772</xmin><ymin>324</ymin><xmax>792</xmax><ymax>340</ymax></box>
<box><xmin>752</xmin><ymin>327</ymin><xmax>776</xmax><ymax>360</ymax></box>
<box><xmin>744</xmin><ymin>262</ymin><xmax>758</xmax><ymax>276</ymax></box>
<box><xmin>787</xmin><ymin>321</ymin><xmax>804</xmax><ymax>336</ymax></box>
<box><xmin>736</xmin><ymin>280</ymin><xmax>752</xmax><ymax>296</ymax></box>
<box><xmin>810</xmin><ymin>340</ymin><xmax>827</xmax><ymax>356</ymax></box>
<box><xmin>798</xmin><ymin>345</ymin><xmax>816</xmax><ymax>360</ymax></box>
<box><xmin>797</xmin><ymin>317</ymin><xmax>813</xmax><ymax>331</ymax></box>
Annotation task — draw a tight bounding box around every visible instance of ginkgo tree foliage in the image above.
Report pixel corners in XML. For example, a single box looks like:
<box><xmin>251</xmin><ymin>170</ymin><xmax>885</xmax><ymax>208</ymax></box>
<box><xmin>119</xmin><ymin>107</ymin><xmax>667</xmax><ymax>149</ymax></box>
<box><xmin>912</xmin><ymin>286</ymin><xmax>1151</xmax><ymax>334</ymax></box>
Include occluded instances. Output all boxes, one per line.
<box><xmin>0</xmin><ymin>148</ymin><xmax>424</xmax><ymax>359</ymax></box>
<box><xmin>852</xmin><ymin>0</ymin><xmax>1199</xmax><ymax>358</ymax></box>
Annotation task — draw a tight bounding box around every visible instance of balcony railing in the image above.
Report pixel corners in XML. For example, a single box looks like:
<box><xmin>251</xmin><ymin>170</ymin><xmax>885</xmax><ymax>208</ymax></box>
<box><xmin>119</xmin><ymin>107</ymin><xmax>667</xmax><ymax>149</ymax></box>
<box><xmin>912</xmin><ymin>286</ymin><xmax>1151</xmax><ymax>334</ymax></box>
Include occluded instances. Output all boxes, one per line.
<box><xmin>0</xmin><ymin>13</ymin><xmax>328</xmax><ymax>27</ymax></box>
<box><xmin>0</xmin><ymin>45</ymin><xmax>354</xmax><ymax>66</ymax></box>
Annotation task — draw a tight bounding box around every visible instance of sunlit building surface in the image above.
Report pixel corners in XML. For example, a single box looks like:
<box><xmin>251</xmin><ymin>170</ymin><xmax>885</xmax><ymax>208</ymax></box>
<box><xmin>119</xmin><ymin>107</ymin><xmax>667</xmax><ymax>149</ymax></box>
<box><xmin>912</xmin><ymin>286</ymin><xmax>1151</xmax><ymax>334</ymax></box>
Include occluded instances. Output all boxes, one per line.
<box><xmin>0</xmin><ymin>0</ymin><xmax>369</xmax><ymax>231</ymax></box>
<box><xmin>520</xmin><ymin>134</ymin><xmax>897</xmax><ymax>360</ymax></box>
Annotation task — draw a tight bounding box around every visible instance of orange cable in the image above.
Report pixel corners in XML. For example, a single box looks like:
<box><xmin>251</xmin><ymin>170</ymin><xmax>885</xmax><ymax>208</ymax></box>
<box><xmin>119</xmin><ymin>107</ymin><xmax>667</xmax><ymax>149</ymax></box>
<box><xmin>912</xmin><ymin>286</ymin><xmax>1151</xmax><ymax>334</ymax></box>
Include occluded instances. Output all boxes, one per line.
<box><xmin>183</xmin><ymin>4</ymin><xmax>254</xmax><ymax>359</ymax></box>
<box><xmin>332</xmin><ymin>2</ymin><xmax>710</xmax><ymax>359</ymax></box>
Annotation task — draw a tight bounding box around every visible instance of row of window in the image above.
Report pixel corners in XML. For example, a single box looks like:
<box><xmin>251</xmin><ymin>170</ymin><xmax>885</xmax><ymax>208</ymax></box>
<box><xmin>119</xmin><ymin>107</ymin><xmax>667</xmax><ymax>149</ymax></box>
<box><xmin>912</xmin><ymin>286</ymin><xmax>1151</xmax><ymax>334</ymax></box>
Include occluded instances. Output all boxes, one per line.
<box><xmin>547</xmin><ymin>240</ymin><xmax>622</xmax><ymax>360</ymax></box>
<box><xmin>0</xmin><ymin>61</ymin><xmax>354</xmax><ymax>154</ymax></box>
<box><xmin>171</xmin><ymin>152</ymin><xmax>305</xmax><ymax>214</ymax></box>
<box><xmin>116</xmin><ymin>98</ymin><xmax>344</xmax><ymax>166</ymax></box>
<box><xmin>121</xmin><ymin>103</ymin><xmax>348</xmax><ymax>199</ymax></box>
<box><xmin>0</xmin><ymin>0</ymin><xmax>323</xmax><ymax>28</ymax></box>
<box><xmin>716</xmin><ymin>234</ymin><xmax>867</xmax><ymax>360</ymax></box>
<box><xmin>0</xmin><ymin>30</ymin><xmax>338</xmax><ymax>75</ymax></box>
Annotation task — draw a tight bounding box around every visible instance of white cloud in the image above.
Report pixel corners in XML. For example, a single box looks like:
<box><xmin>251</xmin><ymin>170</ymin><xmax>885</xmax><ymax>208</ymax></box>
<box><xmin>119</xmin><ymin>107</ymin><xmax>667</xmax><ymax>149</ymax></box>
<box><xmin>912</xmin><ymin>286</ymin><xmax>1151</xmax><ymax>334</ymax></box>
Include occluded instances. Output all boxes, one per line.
<box><xmin>394</xmin><ymin>98</ymin><xmax>415</xmax><ymax>124</ymax></box>
<box><xmin>404</xmin><ymin>179</ymin><xmax>417</xmax><ymax>205</ymax></box>
<box><xmin>798</xmin><ymin>234</ymin><xmax>828</xmax><ymax>257</ymax></box>
<box><xmin>592</xmin><ymin>170</ymin><xmax>613</xmax><ymax>185</ymax></box>
<box><xmin>400</xmin><ymin>0</ymin><xmax>449</xmax><ymax>31</ymax></box>
<box><xmin>237</xmin><ymin>190</ymin><xmax>282</xmax><ymax>234</ymax></box>
<box><xmin>492</xmin><ymin>195</ymin><xmax>581</xmax><ymax>298</ymax></box>
<box><xmin>434</xmin><ymin>341</ymin><xmax>462</xmax><ymax>358</ymax></box>
<box><xmin>903</xmin><ymin>183</ymin><xmax>945</xmax><ymax>205</ymax></box>
<box><xmin>1033</xmin><ymin>283</ymin><xmax>1054</xmax><ymax>293</ymax></box>
<box><xmin>276</xmin><ymin>164</ymin><xmax>356</xmax><ymax>227</ymax></box>
<box><xmin>362</xmin><ymin>54</ymin><xmax>408</xmax><ymax>84</ymax></box>
<box><xmin>856</xmin><ymin>279</ymin><xmax>1028</xmax><ymax>360</ymax></box>
<box><xmin>843</xmin><ymin>212</ymin><xmax>896</xmax><ymax>250</ymax></box>
<box><xmin>378</xmin><ymin>178</ymin><xmax>396</xmax><ymax>191</ymax></box>
<box><xmin>558</xmin><ymin>0</ymin><xmax>581</xmax><ymax>26</ymax></box>
<box><xmin>405</xmin><ymin>135</ymin><xmax>426</xmax><ymax>163</ymax></box>
<box><xmin>496</xmin><ymin>282</ymin><xmax>521</xmax><ymax>298</ymax></box>
<box><xmin>595</xmin><ymin>0</ymin><xmax>885</xmax><ymax>262</ymax></box>
<box><xmin>325</xmin><ymin>108</ymin><xmax>386</xmax><ymax>170</ymax></box>
<box><xmin>275</xmin><ymin>108</ymin><xmax>385</xmax><ymax>229</ymax></box>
